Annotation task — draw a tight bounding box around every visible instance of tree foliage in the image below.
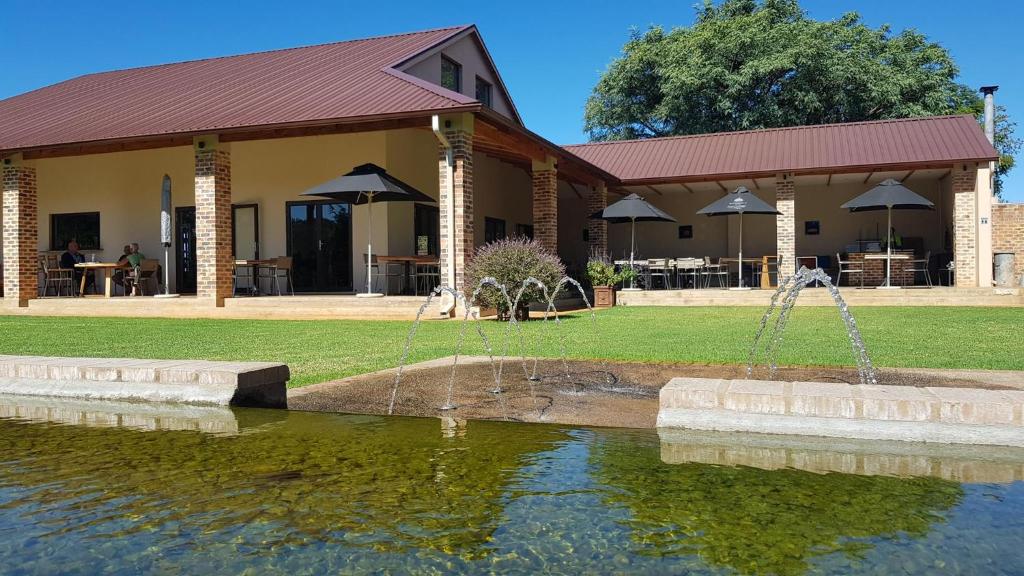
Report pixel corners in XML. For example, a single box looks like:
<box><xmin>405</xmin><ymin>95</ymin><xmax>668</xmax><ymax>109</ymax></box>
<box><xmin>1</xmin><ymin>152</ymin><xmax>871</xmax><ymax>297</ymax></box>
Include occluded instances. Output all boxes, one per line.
<box><xmin>585</xmin><ymin>0</ymin><xmax>1019</xmax><ymax>194</ymax></box>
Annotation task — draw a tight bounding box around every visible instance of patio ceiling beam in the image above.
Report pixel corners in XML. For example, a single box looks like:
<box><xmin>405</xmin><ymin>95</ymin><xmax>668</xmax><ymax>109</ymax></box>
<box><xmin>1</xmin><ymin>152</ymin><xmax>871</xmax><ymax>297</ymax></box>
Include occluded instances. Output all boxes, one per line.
<box><xmin>568</xmin><ymin>182</ymin><xmax>585</xmax><ymax>200</ymax></box>
<box><xmin>900</xmin><ymin>170</ymin><xmax>916</xmax><ymax>182</ymax></box>
<box><xmin>863</xmin><ymin>171</ymin><xmax>875</xmax><ymax>184</ymax></box>
<box><xmin>715</xmin><ymin>181</ymin><xmax>727</xmax><ymax>192</ymax></box>
<box><xmin>750</xmin><ymin>179</ymin><xmax>760</xmax><ymax>190</ymax></box>
<box><xmin>680</xmin><ymin>183</ymin><xmax>694</xmax><ymax>194</ymax></box>
<box><xmin>826</xmin><ymin>173</ymin><xmax>832</xmax><ymax>186</ymax></box>
<box><xmin>646</xmin><ymin>185</ymin><xmax>663</xmax><ymax>196</ymax></box>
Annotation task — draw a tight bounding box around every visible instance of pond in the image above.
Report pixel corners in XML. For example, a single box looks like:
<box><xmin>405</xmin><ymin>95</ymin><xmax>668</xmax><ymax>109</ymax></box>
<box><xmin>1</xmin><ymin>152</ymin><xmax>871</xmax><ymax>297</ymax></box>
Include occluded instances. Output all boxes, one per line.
<box><xmin>1</xmin><ymin>404</ymin><xmax>1023</xmax><ymax>575</ymax></box>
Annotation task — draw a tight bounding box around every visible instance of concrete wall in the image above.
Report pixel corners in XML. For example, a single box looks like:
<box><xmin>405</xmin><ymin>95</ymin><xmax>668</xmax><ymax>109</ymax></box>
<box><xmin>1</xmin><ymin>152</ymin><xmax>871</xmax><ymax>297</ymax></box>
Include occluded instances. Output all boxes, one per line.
<box><xmin>404</xmin><ymin>34</ymin><xmax>517</xmax><ymax>121</ymax></box>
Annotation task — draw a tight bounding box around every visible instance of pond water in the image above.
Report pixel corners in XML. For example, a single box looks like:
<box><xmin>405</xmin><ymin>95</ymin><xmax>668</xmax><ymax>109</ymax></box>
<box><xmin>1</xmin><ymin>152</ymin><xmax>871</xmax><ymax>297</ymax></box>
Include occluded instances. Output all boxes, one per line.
<box><xmin>1</xmin><ymin>405</ymin><xmax>1024</xmax><ymax>575</ymax></box>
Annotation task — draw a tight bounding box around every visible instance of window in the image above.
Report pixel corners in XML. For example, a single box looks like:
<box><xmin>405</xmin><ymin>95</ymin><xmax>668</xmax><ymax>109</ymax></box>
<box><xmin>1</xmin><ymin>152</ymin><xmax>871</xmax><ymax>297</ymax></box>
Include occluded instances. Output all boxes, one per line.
<box><xmin>484</xmin><ymin>217</ymin><xmax>507</xmax><ymax>244</ymax></box>
<box><xmin>678</xmin><ymin>225</ymin><xmax>693</xmax><ymax>239</ymax></box>
<box><xmin>50</xmin><ymin>212</ymin><xmax>100</xmax><ymax>251</ymax></box>
<box><xmin>475</xmin><ymin>76</ymin><xmax>492</xmax><ymax>107</ymax></box>
<box><xmin>515</xmin><ymin>223</ymin><xmax>534</xmax><ymax>240</ymax></box>
<box><xmin>414</xmin><ymin>204</ymin><xmax>440</xmax><ymax>256</ymax></box>
<box><xmin>804</xmin><ymin>220</ymin><xmax>821</xmax><ymax>235</ymax></box>
<box><xmin>440</xmin><ymin>56</ymin><xmax>462</xmax><ymax>92</ymax></box>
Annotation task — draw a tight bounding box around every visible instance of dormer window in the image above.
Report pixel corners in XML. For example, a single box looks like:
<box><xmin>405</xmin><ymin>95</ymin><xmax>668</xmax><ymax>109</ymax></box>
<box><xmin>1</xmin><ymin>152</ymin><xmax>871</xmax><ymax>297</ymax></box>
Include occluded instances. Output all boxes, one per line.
<box><xmin>475</xmin><ymin>77</ymin><xmax>492</xmax><ymax>107</ymax></box>
<box><xmin>440</xmin><ymin>56</ymin><xmax>461</xmax><ymax>92</ymax></box>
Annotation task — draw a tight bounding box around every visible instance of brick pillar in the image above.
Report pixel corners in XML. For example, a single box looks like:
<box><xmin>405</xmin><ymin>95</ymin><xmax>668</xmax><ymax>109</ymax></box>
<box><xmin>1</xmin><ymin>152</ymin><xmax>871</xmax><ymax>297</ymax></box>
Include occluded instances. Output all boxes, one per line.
<box><xmin>194</xmin><ymin>138</ymin><xmax>232</xmax><ymax>305</ymax></box>
<box><xmin>532</xmin><ymin>157</ymin><xmax>558</xmax><ymax>254</ymax></box>
<box><xmin>587</xmin><ymin>182</ymin><xmax>608</xmax><ymax>256</ymax></box>
<box><xmin>952</xmin><ymin>164</ymin><xmax>978</xmax><ymax>287</ymax></box>
<box><xmin>2</xmin><ymin>158</ymin><xmax>38</xmax><ymax>307</ymax></box>
<box><xmin>775</xmin><ymin>173</ymin><xmax>796</xmax><ymax>280</ymax></box>
<box><xmin>438</xmin><ymin>128</ymin><xmax>473</xmax><ymax>292</ymax></box>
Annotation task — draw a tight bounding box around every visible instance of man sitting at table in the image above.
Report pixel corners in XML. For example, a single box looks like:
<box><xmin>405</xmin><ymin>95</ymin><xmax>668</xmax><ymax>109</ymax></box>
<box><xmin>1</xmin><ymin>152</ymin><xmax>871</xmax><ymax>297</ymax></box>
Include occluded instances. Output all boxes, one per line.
<box><xmin>60</xmin><ymin>239</ymin><xmax>93</xmax><ymax>294</ymax></box>
<box><xmin>113</xmin><ymin>244</ymin><xmax>132</xmax><ymax>292</ymax></box>
<box><xmin>126</xmin><ymin>243</ymin><xmax>146</xmax><ymax>268</ymax></box>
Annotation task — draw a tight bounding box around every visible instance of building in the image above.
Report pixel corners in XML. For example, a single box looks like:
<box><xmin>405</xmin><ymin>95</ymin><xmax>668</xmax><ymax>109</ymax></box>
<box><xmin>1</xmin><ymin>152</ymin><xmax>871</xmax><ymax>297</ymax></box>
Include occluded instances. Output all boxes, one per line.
<box><xmin>0</xmin><ymin>24</ymin><xmax>1010</xmax><ymax>311</ymax></box>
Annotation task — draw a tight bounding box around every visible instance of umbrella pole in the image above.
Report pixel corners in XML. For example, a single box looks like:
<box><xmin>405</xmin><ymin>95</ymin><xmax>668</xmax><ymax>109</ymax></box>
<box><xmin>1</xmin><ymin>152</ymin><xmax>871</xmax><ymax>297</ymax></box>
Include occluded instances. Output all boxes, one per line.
<box><xmin>358</xmin><ymin>192</ymin><xmax>383</xmax><ymax>298</ymax></box>
<box><xmin>630</xmin><ymin>217</ymin><xmax>636</xmax><ymax>290</ymax></box>
<box><xmin>737</xmin><ymin>213</ymin><xmax>744</xmax><ymax>289</ymax></box>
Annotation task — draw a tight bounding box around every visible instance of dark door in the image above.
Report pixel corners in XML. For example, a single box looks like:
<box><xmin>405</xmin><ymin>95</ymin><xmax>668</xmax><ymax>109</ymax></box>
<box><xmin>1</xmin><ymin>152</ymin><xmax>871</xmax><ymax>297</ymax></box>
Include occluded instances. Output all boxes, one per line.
<box><xmin>287</xmin><ymin>201</ymin><xmax>352</xmax><ymax>292</ymax></box>
<box><xmin>414</xmin><ymin>203</ymin><xmax>440</xmax><ymax>256</ymax></box>
<box><xmin>175</xmin><ymin>207</ymin><xmax>197</xmax><ymax>294</ymax></box>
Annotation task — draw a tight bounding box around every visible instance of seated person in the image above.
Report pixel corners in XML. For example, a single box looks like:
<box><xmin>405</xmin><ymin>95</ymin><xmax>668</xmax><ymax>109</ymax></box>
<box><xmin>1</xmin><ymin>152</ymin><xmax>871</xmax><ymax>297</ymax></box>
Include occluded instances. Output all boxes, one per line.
<box><xmin>126</xmin><ymin>243</ymin><xmax>146</xmax><ymax>268</ymax></box>
<box><xmin>113</xmin><ymin>244</ymin><xmax>132</xmax><ymax>292</ymax></box>
<box><xmin>60</xmin><ymin>239</ymin><xmax>93</xmax><ymax>293</ymax></box>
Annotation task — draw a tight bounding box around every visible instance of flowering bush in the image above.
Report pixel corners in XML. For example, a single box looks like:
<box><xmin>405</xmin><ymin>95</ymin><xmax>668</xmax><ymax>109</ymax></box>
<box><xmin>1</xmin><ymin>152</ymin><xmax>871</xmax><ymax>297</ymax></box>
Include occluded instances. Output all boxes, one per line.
<box><xmin>465</xmin><ymin>236</ymin><xmax>566</xmax><ymax>316</ymax></box>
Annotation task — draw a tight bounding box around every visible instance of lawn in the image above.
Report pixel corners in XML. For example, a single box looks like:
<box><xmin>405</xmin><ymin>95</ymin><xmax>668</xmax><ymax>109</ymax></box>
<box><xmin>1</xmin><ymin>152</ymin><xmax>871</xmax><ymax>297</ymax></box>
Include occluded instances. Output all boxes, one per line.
<box><xmin>0</xmin><ymin>306</ymin><xmax>1021</xmax><ymax>387</ymax></box>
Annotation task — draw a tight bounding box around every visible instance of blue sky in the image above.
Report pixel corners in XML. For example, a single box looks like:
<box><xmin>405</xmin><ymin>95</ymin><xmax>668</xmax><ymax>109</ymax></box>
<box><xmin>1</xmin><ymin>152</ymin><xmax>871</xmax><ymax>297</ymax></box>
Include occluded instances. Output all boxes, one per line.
<box><xmin>2</xmin><ymin>1</ymin><xmax>1020</xmax><ymax>200</ymax></box>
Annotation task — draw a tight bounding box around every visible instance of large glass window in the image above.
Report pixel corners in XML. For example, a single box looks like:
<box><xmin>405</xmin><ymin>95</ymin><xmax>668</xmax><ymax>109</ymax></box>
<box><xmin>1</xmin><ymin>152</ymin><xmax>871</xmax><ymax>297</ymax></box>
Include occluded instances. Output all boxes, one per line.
<box><xmin>50</xmin><ymin>212</ymin><xmax>100</xmax><ymax>251</ymax></box>
<box><xmin>515</xmin><ymin>223</ymin><xmax>534</xmax><ymax>240</ymax></box>
<box><xmin>475</xmin><ymin>77</ymin><xmax>492</xmax><ymax>107</ymax></box>
<box><xmin>484</xmin><ymin>217</ymin><xmax>506</xmax><ymax>244</ymax></box>
<box><xmin>441</xmin><ymin>56</ymin><xmax>462</xmax><ymax>92</ymax></box>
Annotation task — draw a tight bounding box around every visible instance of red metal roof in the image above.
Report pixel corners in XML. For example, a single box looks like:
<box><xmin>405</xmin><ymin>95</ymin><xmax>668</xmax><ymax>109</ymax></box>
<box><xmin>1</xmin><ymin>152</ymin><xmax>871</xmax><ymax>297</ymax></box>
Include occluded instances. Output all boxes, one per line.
<box><xmin>564</xmin><ymin>115</ymin><xmax>999</xmax><ymax>183</ymax></box>
<box><xmin>0</xmin><ymin>26</ymin><xmax>479</xmax><ymax>152</ymax></box>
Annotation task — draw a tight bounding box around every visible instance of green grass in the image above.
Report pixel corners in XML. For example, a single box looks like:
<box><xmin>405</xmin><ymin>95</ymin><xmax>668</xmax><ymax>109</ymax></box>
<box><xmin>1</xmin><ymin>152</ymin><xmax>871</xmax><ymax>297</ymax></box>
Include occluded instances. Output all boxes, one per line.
<box><xmin>1</xmin><ymin>306</ymin><xmax>1021</xmax><ymax>387</ymax></box>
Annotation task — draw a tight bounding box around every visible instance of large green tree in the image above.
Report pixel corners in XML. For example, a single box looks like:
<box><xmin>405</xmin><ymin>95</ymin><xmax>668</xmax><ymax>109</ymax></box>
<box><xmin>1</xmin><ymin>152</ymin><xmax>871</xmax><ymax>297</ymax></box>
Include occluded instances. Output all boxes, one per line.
<box><xmin>585</xmin><ymin>0</ymin><xmax>1019</xmax><ymax>194</ymax></box>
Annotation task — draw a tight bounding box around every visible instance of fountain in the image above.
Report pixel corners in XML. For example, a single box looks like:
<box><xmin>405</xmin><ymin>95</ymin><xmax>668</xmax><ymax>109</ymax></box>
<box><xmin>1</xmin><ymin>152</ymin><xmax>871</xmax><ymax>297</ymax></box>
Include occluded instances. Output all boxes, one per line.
<box><xmin>388</xmin><ymin>275</ymin><xmax>621</xmax><ymax>418</ymax></box>
<box><xmin>747</xmin><ymin>266</ymin><xmax>877</xmax><ymax>386</ymax></box>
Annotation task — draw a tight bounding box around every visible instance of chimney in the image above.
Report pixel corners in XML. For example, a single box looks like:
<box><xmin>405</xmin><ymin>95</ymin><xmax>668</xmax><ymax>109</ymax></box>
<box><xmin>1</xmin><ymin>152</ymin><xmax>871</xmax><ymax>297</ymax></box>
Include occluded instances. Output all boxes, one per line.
<box><xmin>980</xmin><ymin>85</ymin><xmax>998</xmax><ymax>145</ymax></box>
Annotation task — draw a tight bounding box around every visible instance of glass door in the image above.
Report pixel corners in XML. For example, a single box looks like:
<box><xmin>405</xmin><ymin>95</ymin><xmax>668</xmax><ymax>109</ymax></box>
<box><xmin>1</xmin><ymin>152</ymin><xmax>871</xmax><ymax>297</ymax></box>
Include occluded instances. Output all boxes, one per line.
<box><xmin>287</xmin><ymin>201</ymin><xmax>352</xmax><ymax>292</ymax></box>
<box><xmin>174</xmin><ymin>207</ymin><xmax>197</xmax><ymax>294</ymax></box>
<box><xmin>232</xmin><ymin>204</ymin><xmax>259</xmax><ymax>261</ymax></box>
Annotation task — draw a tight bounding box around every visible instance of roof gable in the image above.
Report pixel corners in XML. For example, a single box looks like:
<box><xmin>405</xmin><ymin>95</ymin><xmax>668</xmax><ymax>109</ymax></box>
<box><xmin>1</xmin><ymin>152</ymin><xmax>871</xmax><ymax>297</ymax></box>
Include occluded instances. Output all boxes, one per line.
<box><xmin>564</xmin><ymin>115</ymin><xmax>999</xmax><ymax>183</ymax></box>
<box><xmin>397</xmin><ymin>26</ymin><xmax>522</xmax><ymax>125</ymax></box>
<box><xmin>0</xmin><ymin>26</ymin><xmax>480</xmax><ymax>152</ymax></box>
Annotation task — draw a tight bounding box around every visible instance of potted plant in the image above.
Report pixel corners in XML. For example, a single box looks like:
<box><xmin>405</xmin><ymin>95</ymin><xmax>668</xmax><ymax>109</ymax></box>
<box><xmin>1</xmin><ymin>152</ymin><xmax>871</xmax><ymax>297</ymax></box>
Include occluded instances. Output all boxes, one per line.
<box><xmin>587</xmin><ymin>257</ymin><xmax>633</xmax><ymax>307</ymax></box>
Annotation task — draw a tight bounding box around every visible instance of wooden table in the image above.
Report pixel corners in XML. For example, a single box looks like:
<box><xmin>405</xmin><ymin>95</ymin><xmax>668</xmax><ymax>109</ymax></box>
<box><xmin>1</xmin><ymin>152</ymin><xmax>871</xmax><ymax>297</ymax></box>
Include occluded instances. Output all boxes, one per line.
<box><xmin>75</xmin><ymin>262</ymin><xmax>127</xmax><ymax>297</ymax></box>
<box><xmin>234</xmin><ymin>259</ymin><xmax>276</xmax><ymax>295</ymax></box>
<box><xmin>721</xmin><ymin>256</ymin><xmax>777</xmax><ymax>289</ymax></box>
<box><xmin>377</xmin><ymin>255</ymin><xmax>439</xmax><ymax>295</ymax></box>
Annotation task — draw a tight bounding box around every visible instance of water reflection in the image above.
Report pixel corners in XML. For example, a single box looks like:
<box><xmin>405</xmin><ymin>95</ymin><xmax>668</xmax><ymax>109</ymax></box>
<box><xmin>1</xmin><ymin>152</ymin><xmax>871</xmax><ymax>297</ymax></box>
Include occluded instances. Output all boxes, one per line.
<box><xmin>1</xmin><ymin>406</ymin><xmax>1023</xmax><ymax>574</ymax></box>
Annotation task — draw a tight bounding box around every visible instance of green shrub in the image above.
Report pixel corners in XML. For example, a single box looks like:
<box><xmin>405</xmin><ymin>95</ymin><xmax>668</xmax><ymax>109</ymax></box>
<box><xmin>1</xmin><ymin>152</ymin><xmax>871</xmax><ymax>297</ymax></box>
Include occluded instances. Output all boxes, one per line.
<box><xmin>586</xmin><ymin>255</ymin><xmax>634</xmax><ymax>287</ymax></box>
<box><xmin>465</xmin><ymin>237</ymin><xmax>566</xmax><ymax>315</ymax></box>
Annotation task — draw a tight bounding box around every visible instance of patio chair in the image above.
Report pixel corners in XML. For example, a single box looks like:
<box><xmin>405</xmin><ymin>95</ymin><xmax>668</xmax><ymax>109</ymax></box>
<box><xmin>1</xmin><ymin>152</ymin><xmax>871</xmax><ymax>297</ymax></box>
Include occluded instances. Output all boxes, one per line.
<box><xmin>835</xmin><ymin>252</ymin><xmax>864</xmax><ymax>288</ymax></box>
<box><xmin>40</xmin><ymin>254</ymin><xmax>75</xmax><ymax>297</ymax></box>
<box><xmin>129</xmin><ymin>259</ymin><xmax>161</xmax><ymax>296</ymax></box>
<box><xmin>646</xmin><ymin>258</ymin><xmax>674</xmax><ymax>289</ymax></box>
<box><xmin>412</xmin><ymin>260</ymin><xmax>440</xmax><ymax>296</ymax></box>
<box><xmin>674</xmin><ymin>257</ymin><xmax>700</xmax><ymax>289</ymax></box>
<box><xmin>260</xmin><ymin>256</ymin><xmax>295</xmax><ymax>296</ymax></box>
<box><xmin>701</xmin><ymin>256</ymin><xmax>728</xmax><ymax>288</ymax></box>
<box><xmin>233</xmin><ymin>261</ymin><xmax>256</xmax><ymax>296</ymax></box>
<box><xmin>903</xmin><ymin>251</ymin><xmax>932</xmax><ymax>287</ymax></box>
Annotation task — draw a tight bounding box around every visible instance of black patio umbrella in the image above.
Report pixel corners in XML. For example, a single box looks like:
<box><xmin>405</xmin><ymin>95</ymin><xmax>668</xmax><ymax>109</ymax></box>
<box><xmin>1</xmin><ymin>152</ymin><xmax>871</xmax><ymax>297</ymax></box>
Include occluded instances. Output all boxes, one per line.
<box><xmin>590</xmin><ymin>193</ymin><xmax>676</xmax><ymax>290</ymax></box>
<box><xmin>697</xmin><ymin>186</ymin><xmax>781</xmax><ymax>289</ymax></box>
<box><xmin>302</xmin><ymin>163</ymin><xmax>435</xmax><ymax>297</ymax></box>
<box><xmin>840</xmin><ymin>178</ymin><xmax>934</xmax><ymax>288</ymax></box>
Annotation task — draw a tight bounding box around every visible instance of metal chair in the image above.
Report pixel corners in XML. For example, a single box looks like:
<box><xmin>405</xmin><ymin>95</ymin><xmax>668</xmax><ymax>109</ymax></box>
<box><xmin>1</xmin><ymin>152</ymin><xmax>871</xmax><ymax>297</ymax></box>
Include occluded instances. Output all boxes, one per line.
<box><xmin>646</xmin><ymin>259</ymin><xmax>674</xmax><ymax>289</ymax></box>
<box><xmin>261</xmin><ymin>256</ymin><xmax>295</xmax><ymax>296</ymax></box>
<box><xmin>41</xmin><ymin>254</ymin><xmax>74</xmax><ymax>297</ymax></box>
<box><xmin>904</xmin><ymin>251</ymin><xmax>932</xmax><ymax>287</ymax></box>
<box><xmin>412</xmin><ymin>260</ymin><xmax>441</xmax><ymax>296</ymax></box>
<box><xmin>134</xmin><ymin>260</ymin><xmax>161</xmax><ymax>295</ymax></box>
<box><xmin>701</xmin><ymin>256</ymin><xmax>728</xmax><ymax>288</ymax></box>
<box><xmin>674</xmin><ymin>257</ymin><xmax>700</xmax><ymax>289</ymax></box>
<box><xmin>233</xmin><ymin>261</ymin><xmax>256</xmax><ymax>296</ymax></box>
<box><xmin>835</xmin><ymin>252</ymin><xmax>864</xmax><ymax>288</ymax></box>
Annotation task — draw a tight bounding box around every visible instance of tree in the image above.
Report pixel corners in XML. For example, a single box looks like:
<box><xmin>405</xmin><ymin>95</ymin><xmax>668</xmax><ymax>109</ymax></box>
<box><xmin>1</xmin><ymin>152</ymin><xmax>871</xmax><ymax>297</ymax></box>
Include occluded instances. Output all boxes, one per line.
<box><xmin>584</xmin><ymin>0</ymin><xmax>1020</xmax><ymax>195</ymax></box>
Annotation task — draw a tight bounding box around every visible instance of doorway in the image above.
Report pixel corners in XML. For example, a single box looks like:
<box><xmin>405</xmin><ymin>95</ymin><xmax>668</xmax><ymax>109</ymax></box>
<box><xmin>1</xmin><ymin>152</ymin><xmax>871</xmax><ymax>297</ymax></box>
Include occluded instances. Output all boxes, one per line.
<box><xmin>175</xmin><ymin>207</ymin><xmax>197</xmax><ymax>294</ymax></box>
<box><xmin>286</xmin><ymin>201</ymin><xmax>352</xmax><ymax>292</ymax></box>
<box><xmin>232</xmin><ymin>204</ymin><xmax>260</xmax><ymax>261</ymax></box>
